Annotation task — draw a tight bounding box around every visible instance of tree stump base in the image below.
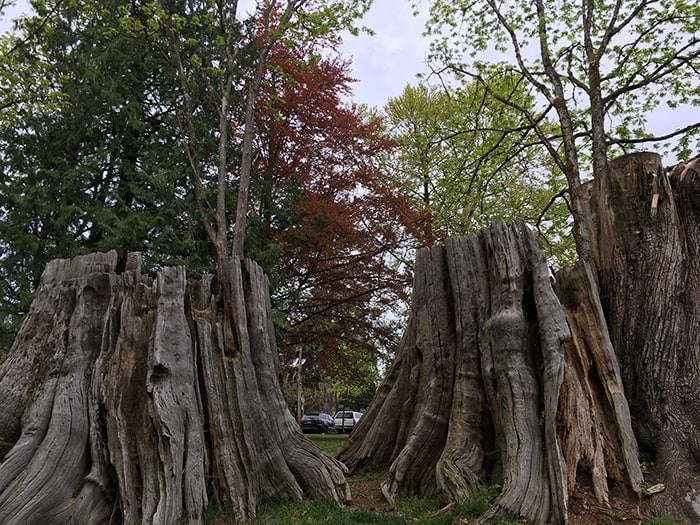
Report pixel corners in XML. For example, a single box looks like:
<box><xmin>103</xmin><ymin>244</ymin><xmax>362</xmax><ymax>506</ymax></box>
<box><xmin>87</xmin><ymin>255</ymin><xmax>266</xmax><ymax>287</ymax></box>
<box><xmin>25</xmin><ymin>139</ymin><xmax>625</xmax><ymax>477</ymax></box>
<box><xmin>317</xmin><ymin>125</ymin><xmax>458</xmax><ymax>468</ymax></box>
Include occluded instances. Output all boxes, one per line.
<box><xmin>0</xmin><ymin>252</ymin><xmax>349</xmax><ymax>524</ymax></box>
<box><xmin>338</xmin><ymin>223</ymin><xmax>641</xmax><ymax>524</ymax></box>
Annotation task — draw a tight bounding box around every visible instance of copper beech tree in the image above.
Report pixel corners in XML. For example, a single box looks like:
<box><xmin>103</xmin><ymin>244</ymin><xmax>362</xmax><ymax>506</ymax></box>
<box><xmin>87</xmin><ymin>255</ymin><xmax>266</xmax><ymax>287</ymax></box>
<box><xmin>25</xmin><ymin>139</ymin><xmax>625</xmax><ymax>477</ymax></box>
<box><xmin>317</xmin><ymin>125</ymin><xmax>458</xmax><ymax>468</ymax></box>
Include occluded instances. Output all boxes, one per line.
<box><xmin>251</xmin><ymin>38</ymin><xmax>430</xmax><ymax>397</ymax></box>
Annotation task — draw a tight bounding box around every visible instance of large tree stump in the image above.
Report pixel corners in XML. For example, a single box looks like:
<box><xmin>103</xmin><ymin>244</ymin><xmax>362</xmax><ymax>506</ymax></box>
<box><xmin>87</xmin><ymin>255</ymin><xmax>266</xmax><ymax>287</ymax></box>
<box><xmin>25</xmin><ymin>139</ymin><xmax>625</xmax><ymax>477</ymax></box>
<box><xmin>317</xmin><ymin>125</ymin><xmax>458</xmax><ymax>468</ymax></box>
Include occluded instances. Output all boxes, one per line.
<box><xmin>0</xmin><ymin>253</ymin><xmax>118</xmax><ymax>525</ymax></box>
<box><xmin>0</xmin><ymin>252</ymin><xmax>349</xmax><ymax>524</ymax></box>
<box><xmin>582</xmin><ymin>152</ymin><xmax>700</xmax><ymax>522</ymax></box>
<box><xmin>338</xmin><ymin>223</ymin><xmax>641</xmax><ymax>524</ymax></box>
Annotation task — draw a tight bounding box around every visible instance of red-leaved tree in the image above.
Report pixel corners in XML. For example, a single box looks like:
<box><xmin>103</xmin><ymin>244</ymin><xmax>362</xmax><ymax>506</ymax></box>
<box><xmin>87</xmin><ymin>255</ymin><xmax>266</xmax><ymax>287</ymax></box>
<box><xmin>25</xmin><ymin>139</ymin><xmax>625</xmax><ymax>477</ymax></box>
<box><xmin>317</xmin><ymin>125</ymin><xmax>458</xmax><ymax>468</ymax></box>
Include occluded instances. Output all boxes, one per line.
<box><xmin>249</xmin><ymin>39</ymin><xmax>430</xmax><ymax>404</ymax></box>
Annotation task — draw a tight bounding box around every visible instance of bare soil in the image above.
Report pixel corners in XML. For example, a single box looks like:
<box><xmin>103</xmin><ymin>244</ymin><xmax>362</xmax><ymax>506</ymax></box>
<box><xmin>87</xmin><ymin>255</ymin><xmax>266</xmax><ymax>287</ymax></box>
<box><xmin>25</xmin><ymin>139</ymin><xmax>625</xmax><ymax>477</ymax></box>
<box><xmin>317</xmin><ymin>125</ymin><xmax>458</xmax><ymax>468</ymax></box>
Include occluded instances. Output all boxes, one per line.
<box><xmin>347</xmin><ymin>469</ymin><xmax>394</xmax><ymax>514</ymax></box>
<box><xmin>568</xmin><ymin>486</ymin><xmax>642</xmax><ymax>525</ymax></box>
<box><xmin>348</xmin><ymin>470</ymin><xmax>644</xmax><ymax>524</ymax></box>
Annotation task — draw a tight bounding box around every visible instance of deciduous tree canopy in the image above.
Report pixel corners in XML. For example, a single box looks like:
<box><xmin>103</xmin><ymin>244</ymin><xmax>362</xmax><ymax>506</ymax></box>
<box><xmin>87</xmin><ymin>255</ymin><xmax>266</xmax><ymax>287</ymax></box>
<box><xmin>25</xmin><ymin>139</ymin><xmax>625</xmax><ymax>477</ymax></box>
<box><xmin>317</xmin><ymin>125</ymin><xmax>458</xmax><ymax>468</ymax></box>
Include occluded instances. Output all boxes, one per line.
<box><xmin>0</xmin><ymin>0</ymin><xmax>423</xmax><ymax>365</ymax></box>
<box><xmin>382</xmin><ymin>82</ymin><xmax>575</xmax><ymax>264</ymax></box>
<box><xmin>252</xmin><ymin>39</ymin><xmax>429</xmax><ymax>378</ymax></box>
<box><xmin>425</xmin><ymin>0</ymin><xmax>700</xmax><ymax>258</ymax></box>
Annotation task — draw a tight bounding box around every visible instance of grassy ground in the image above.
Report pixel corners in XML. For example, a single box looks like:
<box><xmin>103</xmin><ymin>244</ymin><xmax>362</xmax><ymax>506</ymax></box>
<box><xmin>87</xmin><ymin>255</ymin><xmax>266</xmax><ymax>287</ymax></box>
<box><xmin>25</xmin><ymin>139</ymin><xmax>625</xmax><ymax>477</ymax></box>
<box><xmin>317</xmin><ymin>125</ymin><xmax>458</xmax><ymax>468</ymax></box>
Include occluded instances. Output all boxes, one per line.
<box><xmin>205</xmin><ymin>433</ymin><xmax>513</xmax><ymax>524</ymax></box>
<box><xmin>249</xmin><ymin>493</ymin><xmax>506</xmax><ymax>525</ymax></box>
<box><xmin>308</xmin><ymin>432</ymin><xmax>349</xmax><ymax>456</ymax></box>
<box><xmin>205</xmin><ymin>434</ymin><xmax>681</xmax><ymax>525</ymax></box>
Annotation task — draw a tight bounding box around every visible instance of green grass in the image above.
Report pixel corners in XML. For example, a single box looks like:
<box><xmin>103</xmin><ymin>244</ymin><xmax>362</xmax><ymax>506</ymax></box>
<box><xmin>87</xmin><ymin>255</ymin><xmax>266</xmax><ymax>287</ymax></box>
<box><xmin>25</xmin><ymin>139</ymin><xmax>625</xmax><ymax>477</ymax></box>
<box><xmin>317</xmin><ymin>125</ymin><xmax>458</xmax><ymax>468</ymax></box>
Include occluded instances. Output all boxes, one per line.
<box><xmin>308</xmin><ymin>432</ymin><xmax>349</xmax><ymax>456</ymax></box>
<box><xmin>238</xmin><ymin>485</ymin><xmax>505</xmax><ymax>525</ymax></box>
<box><xmin>202</xmin><ymin>436</ymin><xmax>518</xmax><ymax>525</ymax></box>
<box><xmin>454</xmin><ymin>484</ymin><xmax>500</xmax><ymax>516</ymax></box>
<box><xmin>253</xmin><ymin>498</ymin><xmax>404</xmax><ymax>524</ymax></box>
<box><xmin>250</xmin><ymin>497</ymin><xmax>453</xmax><ymax>525</ymax></box>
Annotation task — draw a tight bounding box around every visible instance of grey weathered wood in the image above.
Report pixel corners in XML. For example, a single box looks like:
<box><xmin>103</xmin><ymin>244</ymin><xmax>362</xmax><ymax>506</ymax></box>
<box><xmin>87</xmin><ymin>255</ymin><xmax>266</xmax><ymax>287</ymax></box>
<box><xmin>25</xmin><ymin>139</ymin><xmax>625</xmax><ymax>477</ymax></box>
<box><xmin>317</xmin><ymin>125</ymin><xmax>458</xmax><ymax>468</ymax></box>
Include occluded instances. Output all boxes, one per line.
<box><xmin>192</xmin><ymin>258</ymin><xmax>350</xmax><ymax>520</ymax></box>
<box><xmin>0</xmin><ymin>252</ymin><xmax>349</xmax><ymax>524</ymax></box>
<box><xmin>555</xmin><ymin>261</ymin><xmax>642</xmax><ymax>506</ymax></box>
<box><xmin>97</xmin><ymin>265</ymin><xmax>208</xmax><ymax>524</ymax></box>
<box><xmin>476</xmin><ymin>225</ymin><xmax>568</xmax><ymax>524</ymax></box>
<box><xmin>435</xmin><ymin>234</ymin><xmax>488</xmax><ymax>502</ymax></box>
<box><xmin>339</xmin><ymin>223</ymin><xmax>640</xmax><ymax>524</ymax></box>
<box><xmin>0</xmin><ymin>251</ymin><xmax>118</xmax><ymax>525</ymax></box>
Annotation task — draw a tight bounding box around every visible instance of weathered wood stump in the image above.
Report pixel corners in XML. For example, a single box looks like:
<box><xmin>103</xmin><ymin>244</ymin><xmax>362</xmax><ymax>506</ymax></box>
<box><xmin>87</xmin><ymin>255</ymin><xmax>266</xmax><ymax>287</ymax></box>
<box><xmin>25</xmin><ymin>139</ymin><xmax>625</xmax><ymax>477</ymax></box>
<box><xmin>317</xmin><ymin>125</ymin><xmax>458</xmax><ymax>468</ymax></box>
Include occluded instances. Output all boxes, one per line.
<box><xmin>582</xmin><ymin>152</ymin><xmax>700</xmax><ymax>522</ymax></box>
<box><xmin>0</xmin><ymin>252</ymin><xmax>349</xmax><ymax>524</ymax></box>
<box><xmin>338</xmin><ymin>223</ymin><xmax>641</xmax><ymax>524</ymax></box>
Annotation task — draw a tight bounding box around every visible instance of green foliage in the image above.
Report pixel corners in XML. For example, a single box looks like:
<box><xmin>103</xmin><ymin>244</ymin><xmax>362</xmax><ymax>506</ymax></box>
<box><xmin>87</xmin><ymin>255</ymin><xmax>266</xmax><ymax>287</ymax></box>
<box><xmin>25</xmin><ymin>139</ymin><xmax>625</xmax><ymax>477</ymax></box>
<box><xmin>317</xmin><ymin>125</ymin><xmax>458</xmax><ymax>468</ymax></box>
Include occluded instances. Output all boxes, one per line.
<box><xmin>424</xmin><ymin>0</ymin><xmax>700</xmax><ymax>165</ymax></box>
<box><xmin>291</xmin><ymin>0</ymin><xmax>373</xmax><ymax>41</ymax></box>
<box><xmin>383</xmin><ymin>82</ymin><xmax>576</xmax><ymax>267</ymax></box>
<box><xmin>0</xmin><ymin>0</ymin><xmax>231</xmax><ymax>351</ymax></box>
<box><xmin>0</xmin><ymin>0</ymin><xmax>412</xmax><ymax>372</ymax></box>
<box><xmin>247</xmin><ymin>497</ymin><xmax>426</xmax><ymax>524</ymax></box>
<box><xmin>417</xmin><ymin>0</ymin><xmax>699</xmax><ymax>263</ymax></box>
<box><xmin>327</xmin><ymin>340</ymin><xmax>381</xmax><ymax>409</ymax></box>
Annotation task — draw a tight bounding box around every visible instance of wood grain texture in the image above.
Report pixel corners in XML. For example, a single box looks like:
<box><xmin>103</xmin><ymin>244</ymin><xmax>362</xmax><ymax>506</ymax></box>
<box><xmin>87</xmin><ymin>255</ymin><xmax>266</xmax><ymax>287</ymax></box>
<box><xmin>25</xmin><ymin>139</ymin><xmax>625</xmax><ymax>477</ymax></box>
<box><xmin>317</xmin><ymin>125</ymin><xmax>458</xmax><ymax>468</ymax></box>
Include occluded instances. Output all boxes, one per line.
<box><xmin>583</xmin><ymin>153</ymin><xmax>700</xmax><ymax>523</ymax></box>
<box><xmin>339</xmin><ymin>223</ymin><xmax>640</xmax><ymax>524</ymax></box>
<box><xmin>0</xmin><ymin>252</ymin><xmax>349</xmax><ymax>524</ymax></box>
<box><xmin>0</xmin><ymin>251</ymin><xmax>117</xmax><ymax>525</ymax></box>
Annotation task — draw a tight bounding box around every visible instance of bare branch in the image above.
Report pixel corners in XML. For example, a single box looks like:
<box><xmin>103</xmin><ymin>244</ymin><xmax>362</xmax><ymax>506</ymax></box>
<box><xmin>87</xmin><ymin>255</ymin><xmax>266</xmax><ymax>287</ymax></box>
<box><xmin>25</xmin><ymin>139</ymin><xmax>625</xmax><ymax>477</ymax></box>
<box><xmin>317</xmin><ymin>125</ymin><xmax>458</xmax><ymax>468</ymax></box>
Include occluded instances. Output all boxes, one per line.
<box><xmin>604</xmin><ymin>39</ymin><xmax>700</xmax><ymax>111</ymax></box>
<box><xmin>484</xmin><ymin>0</ymin><xmax>554</xmax><ymax>103</ymax></box>
<box><xmin>608</xmin><ymin>121</ymin><xmax>700</xmax><ymax>146</ymax></box>
<box><xmin>231</xmin><ymin>0</ymin><xmax>304</xmax><ymax>259</ymax></box>
<box><xmin>159</xmin><ymin>1</ymin><xmax>220</xmax><ymax>253</ymax></box>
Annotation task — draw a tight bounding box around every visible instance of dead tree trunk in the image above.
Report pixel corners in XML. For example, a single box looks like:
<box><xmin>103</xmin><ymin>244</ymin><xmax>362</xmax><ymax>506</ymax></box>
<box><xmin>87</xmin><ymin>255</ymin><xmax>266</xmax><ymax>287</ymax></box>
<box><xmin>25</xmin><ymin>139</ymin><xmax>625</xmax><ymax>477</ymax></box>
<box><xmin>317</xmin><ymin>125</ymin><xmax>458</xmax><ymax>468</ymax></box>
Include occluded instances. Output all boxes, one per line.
<box><xmin>338</xmin><ymin>223</ymin><xmax>641</xmax><ymax>524</ymax></box>
<box><xmin>0</xmin><ymin>252</ymin><xmax>349</xmax><ymax>524</ymax></box>
<box><xmin>0</xmin><ymin>253</ymin><xmax>118</xmax><ymax>525</ymax></box>
<box><xmin>582</xmin><ymin>152</ymin><xmax>700</xmax><ymax>523</ymax></box>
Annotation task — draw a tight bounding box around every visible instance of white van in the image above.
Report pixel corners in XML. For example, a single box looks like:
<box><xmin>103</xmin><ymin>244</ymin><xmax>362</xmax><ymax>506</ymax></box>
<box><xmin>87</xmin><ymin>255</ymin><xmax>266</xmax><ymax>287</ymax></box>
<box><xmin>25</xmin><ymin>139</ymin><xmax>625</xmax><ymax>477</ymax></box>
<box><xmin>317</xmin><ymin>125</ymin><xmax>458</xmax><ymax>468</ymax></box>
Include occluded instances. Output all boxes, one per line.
<box><xmin>334</xmin><ymin>411</ymin><xmax>362</xmax><ymax>433</ymax></box>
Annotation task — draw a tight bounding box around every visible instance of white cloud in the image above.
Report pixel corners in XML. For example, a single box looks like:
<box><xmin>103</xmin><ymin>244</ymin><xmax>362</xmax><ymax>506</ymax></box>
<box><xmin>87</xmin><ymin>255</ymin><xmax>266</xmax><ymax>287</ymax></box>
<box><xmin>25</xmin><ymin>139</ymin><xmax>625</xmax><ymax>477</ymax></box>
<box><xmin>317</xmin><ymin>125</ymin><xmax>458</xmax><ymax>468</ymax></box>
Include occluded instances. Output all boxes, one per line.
<box><xmin>339</xmin><ymin>1</ymin><xmax>431</xmax><ymax>108</ymax></box>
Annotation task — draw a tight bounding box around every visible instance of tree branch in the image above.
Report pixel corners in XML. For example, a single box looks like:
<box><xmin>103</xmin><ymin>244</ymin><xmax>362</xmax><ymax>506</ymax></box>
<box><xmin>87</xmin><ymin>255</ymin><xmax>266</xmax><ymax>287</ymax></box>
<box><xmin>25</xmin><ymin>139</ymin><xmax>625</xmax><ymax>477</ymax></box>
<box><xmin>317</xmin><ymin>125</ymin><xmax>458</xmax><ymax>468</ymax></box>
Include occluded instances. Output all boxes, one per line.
<box><xmin>608</xmin><ymin>121</ymin><xmax>700</xmax><ymax>146</ymax></box>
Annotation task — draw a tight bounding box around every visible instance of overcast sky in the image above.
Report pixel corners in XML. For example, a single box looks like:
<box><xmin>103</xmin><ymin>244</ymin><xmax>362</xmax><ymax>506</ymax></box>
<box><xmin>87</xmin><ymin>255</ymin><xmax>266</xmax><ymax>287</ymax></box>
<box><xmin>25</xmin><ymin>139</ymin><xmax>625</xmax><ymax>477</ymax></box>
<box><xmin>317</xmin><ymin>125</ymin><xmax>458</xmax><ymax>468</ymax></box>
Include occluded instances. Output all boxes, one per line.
<box><xmin>338</xmin><ymin>2</ymin><xmax>431</xmax><ymax>107</ymax></box>
<box><xmin>0</xmin><ymin>0</ymin><xmax>430</xmax><ymax>109</ymax></box>
<box><xmin>1</xmin><ymin>1</ymin><xmax>697</xmax><ymax>161</ymax></box>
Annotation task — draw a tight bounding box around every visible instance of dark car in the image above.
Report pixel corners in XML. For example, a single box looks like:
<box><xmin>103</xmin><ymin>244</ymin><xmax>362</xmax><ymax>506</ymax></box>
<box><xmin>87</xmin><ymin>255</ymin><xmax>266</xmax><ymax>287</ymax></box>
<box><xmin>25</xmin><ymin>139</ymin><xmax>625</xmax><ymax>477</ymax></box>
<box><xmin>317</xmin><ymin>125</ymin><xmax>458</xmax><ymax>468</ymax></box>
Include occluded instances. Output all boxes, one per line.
<box><xmin>300</xmin><ymin>412</ymin><xmax>336</xmax><ymax>434</ymax></box>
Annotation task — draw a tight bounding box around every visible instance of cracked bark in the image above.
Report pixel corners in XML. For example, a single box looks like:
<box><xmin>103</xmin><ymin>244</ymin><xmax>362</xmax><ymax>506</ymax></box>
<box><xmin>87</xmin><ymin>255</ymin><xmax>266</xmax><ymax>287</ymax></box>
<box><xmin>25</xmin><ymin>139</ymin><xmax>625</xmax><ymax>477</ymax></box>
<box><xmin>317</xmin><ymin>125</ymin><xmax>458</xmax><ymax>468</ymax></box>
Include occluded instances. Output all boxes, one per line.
<box><xmin>0</xmin><ymin>253</ymin><xmax>348</xmax><ymax>524</ymax></box>
<box><xmin>338</xmin><ymin>223</ymin><xmax>641</xmax><ymax>524</ymax></box>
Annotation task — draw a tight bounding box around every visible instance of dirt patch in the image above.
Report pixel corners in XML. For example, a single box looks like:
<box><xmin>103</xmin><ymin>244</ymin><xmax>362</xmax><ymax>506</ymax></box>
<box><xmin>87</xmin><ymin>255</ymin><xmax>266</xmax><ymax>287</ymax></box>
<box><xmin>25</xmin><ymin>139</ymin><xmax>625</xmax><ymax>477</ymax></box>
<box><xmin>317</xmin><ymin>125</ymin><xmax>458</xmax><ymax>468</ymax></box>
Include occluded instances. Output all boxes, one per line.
<box><xmin>568</xmin><ymin>487</ymin><xmax>643</xmax><ymax>525</ymax></box>
<box><xmin>348</xmin><ymin>470</ymin><xmax>644</xmax><ymax>523</ymax></box>
<box><xmin>347</xmin><ymin>469</ymin><xmax>394</xmax><ymax>513</ymax></box>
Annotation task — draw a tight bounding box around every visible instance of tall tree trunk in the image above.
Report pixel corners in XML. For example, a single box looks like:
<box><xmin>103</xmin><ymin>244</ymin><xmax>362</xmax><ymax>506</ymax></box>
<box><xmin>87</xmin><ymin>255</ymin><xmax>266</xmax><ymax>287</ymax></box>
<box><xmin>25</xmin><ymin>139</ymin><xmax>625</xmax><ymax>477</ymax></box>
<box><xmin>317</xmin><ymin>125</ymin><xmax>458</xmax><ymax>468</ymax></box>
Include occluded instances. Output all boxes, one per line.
<box><xmin>0</xmin><ymin>252</ymin><xmax>349</xmax><ymax>524</ymax></box>
<box><xmin>582</xmin><ymin>152</ymin><xmax>700</xmax><ymax>523</ymax></box>
<box><xmin>338</xmin><ymin>223</ymin><xmax>641</xmax><ymax>524</ymax></box>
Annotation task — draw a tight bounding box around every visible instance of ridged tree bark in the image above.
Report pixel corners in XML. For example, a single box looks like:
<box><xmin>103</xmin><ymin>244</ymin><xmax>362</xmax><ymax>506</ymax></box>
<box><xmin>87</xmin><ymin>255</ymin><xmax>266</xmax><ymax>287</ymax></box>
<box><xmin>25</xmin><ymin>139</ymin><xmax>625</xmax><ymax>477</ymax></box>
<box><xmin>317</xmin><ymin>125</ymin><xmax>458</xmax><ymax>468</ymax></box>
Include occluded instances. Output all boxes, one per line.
<box><xmin>582</xmin><ymin>152</ymin><xmax>700</xmax><ymax>523</ymax></box>
<box><xmin>338</xmin><ymin>223</ymin><xmax>641</xmax><ymax>524</ymax></box>
<box><xmin>0</xmin><ymin>252</ymin><xmax>349</xmax><ymax>524</ymax></box>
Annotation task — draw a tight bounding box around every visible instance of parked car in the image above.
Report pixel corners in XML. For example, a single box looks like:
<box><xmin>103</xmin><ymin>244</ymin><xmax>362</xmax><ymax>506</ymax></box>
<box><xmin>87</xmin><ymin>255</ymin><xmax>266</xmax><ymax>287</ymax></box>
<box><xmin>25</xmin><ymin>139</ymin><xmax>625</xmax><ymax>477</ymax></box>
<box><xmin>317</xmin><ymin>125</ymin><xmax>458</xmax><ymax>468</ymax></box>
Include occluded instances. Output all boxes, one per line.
<box><xmin>300</xmin><ymin>412</ymin><xmax>336</xmax><ymax>434</ymax></box>
<box><xmin>334</xmin><ymin>411</ymin><xmax>362</xmax><ymax>433</ymax></box>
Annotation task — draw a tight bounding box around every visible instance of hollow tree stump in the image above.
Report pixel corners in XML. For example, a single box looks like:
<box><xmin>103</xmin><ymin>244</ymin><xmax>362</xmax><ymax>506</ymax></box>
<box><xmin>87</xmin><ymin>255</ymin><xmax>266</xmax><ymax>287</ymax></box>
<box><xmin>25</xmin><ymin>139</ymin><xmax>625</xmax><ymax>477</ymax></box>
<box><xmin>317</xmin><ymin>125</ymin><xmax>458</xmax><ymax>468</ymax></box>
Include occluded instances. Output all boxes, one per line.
<box><xmin>338</xmin><ymin>223</ymin><xmax>641</xmax><ymax>524</ymax></box>
<box><xmin>0</xmin><ymin>252</ymin><xmax>349</xmax><ymax>524</ymax></box>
